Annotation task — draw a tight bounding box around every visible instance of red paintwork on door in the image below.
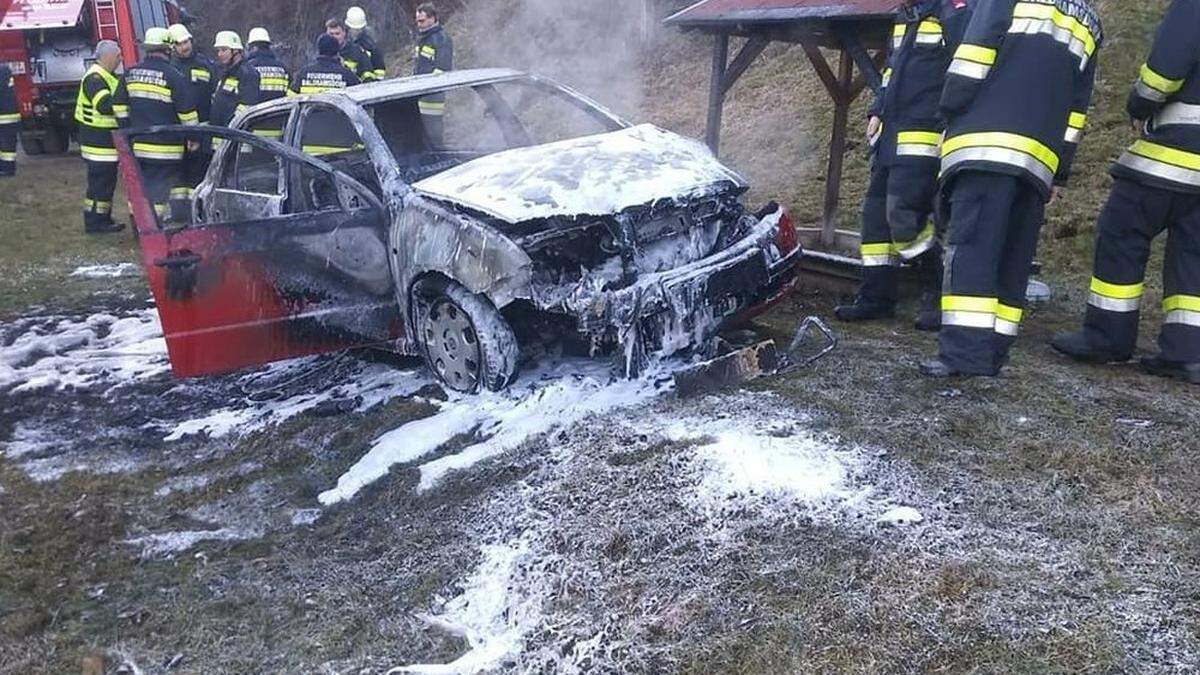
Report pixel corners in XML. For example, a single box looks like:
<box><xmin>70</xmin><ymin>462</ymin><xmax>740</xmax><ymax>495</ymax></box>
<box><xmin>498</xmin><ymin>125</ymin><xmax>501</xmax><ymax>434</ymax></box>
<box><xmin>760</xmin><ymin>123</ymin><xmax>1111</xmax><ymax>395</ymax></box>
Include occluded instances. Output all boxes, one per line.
<box><xmin>115</xmin><ymin>133</ymin><xmax>390</xmax><ymax>378</ymax></box>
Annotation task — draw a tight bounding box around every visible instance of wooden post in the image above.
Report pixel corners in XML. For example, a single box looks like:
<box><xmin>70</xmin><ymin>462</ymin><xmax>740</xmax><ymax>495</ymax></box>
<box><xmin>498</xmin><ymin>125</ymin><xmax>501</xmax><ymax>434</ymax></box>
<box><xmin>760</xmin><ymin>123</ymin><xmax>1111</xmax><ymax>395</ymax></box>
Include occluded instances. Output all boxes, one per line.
<box><xmin>821</xmin><ymin>48</ymin><xmax>854</xmax><ymax>249</ymax></box>
<box><xmin>705</xmin><ymin>32</ymin><xmax>730</xmax><ymax>153</ymax></box>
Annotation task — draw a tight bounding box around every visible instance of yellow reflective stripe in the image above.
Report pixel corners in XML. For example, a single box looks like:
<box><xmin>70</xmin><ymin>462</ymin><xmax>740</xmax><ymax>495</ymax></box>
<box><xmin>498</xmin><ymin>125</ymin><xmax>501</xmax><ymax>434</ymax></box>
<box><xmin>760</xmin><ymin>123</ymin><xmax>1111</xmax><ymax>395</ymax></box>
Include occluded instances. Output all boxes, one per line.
<box><xmin>418</xmin><ymin>100</ymin><xmax>445</xmax><ymax>114</ymax></box>
<box><xmin>253</xmin><ymin>129</ymin><xmax>284</xmax><ymax>138</ymax></box>
<box><xmin>0</xmin><ymin>112</ymin><xmax>20</xmax><ymax>124</ymax></box>
<box><xmin>1163</xmin><ymin>295</ymin><xmax>1200</xmax><ymax>313</ymax></box>
<box><xmin>995</xmin><ymin>304</ymin><xmax>1024</xmax><ymax>323</ymax></box>
<box><xmin>128</xmin><ymin>82</ymin><xmax>173</xmax><ymax>97</ymax></box>
<box><xmin>954</xmin><ymin>44</ymin><xmax>997</xmax><ymax>65</ymax></box>
<box><xmin>893</xmin><ymin>24</ymin><xmax>906</xmax><ymax>38</ymax></box>
<box><xmin>1090</xmin><ymin>277</ymin><xmax>1144</xmax><ymax>300</ymax></box>
<box><xmin>298</xmin><ymin>85</ymin><xmax>337</xmax><ymax>94</ymax></box>
<box><xmin>170</xmin><ymin>187</ymin><xmax>193</xmax><ymax>198</ymax></box>
<box><xmin>91</xmin><ymin>89</ymin><xmax>111</xmax><ymax>107</ymax></box>
<box><xmin>1011</xmin><ymin>2</ymin><xmax>1097</xmax><ymax>57</ymax></box>
<box><xmin>861</xmin><ymin>242</ymin><xmax>897</xmax><ymax>256</ymax></box>
<box><xmin>917</xmin><ymin>19</ymin><xmax>942</xmax><ymax>34</ymax></box>
<box><xmin>372</xmin><ymin>69</ymin><xmax>386</xmax><ymax>78</ymax></box>
<box><xmin>941</xmin><ymin>132</ymin><xmax>1059</xmax><ymax>173</ymax></box>
<box><xmin>260</xmin><ymin>77</ymin><xmax>289</xmax><ymax>88</ymax></box>
<box><xmin>942</xmin><ymin>295</ymin><xmax>997</xmax><ymax>314</ymax></box>
<box><xmin>301</xmin><ymin>145</ymin><xmax>356</xmax><ymax>155</ymax></box>
<box><xmin>191</xmin><ymin>69</ymin><xmax>211</xmax><ymax>82</ymax></box>
<box><xmin>897</xmin><ymin>131</ymin><xmax>941</xmax><ymax>146</ymax></box>
<box><xmin>1068</xmin><ymin>112</ymin><xmax>1087</xmax><ymax>129</ymax></box>
<box><xmin>80</xmin><ymin>145</ymin><xmax>118</xmax><ymax>156</ymax></box>
<box><xmin>0</xmin><ymin>150</ymin><xmax>15</xmax><ymax>161</ymax></box>
<box><xmin>178</xmin><ymin>110</ymin><xmax>199</xmax><ymax>123</ymax></box>
<box><xmin>1128</xmin><ymin>140</ymin><xmax>1200</xmax><ymax>171</ymax></box>
<box><xmin>1139</xmin><ymin>64</ymin><xmax>1185</xmax><ymax>96</ymax></box>
<box><xmin>420</xmin><ymin>45</ymin><xmax>436</xmax><ymax>58</ymax></box>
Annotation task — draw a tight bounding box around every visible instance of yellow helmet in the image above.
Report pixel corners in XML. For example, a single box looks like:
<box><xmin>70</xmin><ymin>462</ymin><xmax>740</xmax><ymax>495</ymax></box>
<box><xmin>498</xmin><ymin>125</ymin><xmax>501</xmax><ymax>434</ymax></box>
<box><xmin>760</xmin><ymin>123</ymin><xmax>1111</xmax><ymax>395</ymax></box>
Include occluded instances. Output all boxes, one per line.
<box><xmin>143</xmin><ymin>26</ymin><xmax>172</xmax><ymax>48</ymax></box>
<box><xmin>167</xmin><ymin>23</ymin><xmax>192</xmax><ymax>44</ymax></box>
<box><xmin>213</xmin><ymin>31</ymin><xmax>243</xmax><ymax>51</ymax></box>
<box><xmin>247</xmin><ymin>27</ymin><xmax>271</xmax><ymax>45</ymax></box>
<box><xmin>346</xmin><ymin>6</ymin><xmax>368</xmax><ymax>30</ymax></box>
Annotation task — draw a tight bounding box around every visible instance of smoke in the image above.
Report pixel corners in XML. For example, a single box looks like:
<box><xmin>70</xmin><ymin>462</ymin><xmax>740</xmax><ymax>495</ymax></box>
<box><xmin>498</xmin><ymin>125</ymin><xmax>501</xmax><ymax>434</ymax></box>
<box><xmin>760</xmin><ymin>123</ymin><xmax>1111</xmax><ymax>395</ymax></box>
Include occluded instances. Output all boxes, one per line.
<box><xmin>454</xmin><ymin>0</ymin><xmax>660</xmax><ymax>118</ymax></box>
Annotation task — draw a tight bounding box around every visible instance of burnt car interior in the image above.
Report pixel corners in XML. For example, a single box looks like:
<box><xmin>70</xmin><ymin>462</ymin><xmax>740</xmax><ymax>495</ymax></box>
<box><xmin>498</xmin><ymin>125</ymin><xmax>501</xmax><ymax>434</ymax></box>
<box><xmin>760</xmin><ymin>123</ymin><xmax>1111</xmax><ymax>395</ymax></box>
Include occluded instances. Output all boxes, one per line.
<box><xmin>368</xmin><ymin>80</ymin><xmax>625</xmax><ymax>185</ymax></box>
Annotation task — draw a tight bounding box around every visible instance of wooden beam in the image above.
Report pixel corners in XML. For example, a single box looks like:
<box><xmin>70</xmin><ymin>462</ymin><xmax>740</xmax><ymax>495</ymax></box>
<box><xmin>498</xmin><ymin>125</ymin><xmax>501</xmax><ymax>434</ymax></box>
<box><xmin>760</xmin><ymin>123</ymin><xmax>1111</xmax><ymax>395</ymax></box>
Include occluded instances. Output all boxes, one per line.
<box><xmin>834</xmin><ymin>24</ymin><xmax>884</xmax><ymax>95</ymax></box>
<box><xmin>720</xmin><ymin>35</ymin><xmax>770</xmax><ymax>95</ymax></box>
<box><xmin>705</xmin><ymin>32</ymin><xmax>730</xmax><ymax>153</ymax></box>
<box><xmin>798</xmin><ymin>36</ymin><xmax>843</xmax><ymax>103</ymax></box>
<box><xmin>822</xmin><ymin>48</ymin><xmax>854</xmax><ymax>248</ymax></box>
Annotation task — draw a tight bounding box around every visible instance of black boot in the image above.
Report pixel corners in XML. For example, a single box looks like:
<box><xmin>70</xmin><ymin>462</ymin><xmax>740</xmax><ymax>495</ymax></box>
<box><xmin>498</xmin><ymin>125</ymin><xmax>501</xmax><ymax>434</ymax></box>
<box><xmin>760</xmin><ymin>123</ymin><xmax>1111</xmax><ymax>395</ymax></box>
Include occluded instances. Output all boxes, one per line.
<box><xmin>912</xmin><ymin>251</ymin><xmax>943</xmax><ymax>332</ymax></box>
<box><xmin>1140</xmin><ymin>355</ymin><xmax>1200</xmax><ymax>384</ymax></box>
<box><xmin>1050</xmin><ymin>331</ymin><xmax>1131</xmax><ymax>364</ymax></box>
<box><xmin>834</xmin><ymin>299</ymin><xmax>895</xmax><ymax>322</ymax></box>
<box><xmin>85</xmin><ymin>221</ymin><xmax>126</xmax><ymax>234</ymax></box>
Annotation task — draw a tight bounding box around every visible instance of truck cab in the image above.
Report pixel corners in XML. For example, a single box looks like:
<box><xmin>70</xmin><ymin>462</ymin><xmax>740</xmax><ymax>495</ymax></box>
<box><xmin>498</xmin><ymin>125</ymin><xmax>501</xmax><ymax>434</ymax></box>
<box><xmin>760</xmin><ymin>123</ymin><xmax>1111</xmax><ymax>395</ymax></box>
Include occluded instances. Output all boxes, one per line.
<box><xmin>0</xmin><ymin>0</ymin><xmax>180</xmax><ymax>153</ymax></box>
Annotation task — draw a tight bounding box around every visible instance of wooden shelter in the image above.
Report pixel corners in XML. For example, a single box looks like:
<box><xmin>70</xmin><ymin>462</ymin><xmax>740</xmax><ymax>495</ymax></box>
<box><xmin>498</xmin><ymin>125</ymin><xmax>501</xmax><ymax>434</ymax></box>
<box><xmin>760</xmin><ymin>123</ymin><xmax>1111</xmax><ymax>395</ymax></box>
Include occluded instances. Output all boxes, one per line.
<box><xmin>666</xmin><ymin>0</ymin><xmax>903</xmax><ymax>271</ymax></box>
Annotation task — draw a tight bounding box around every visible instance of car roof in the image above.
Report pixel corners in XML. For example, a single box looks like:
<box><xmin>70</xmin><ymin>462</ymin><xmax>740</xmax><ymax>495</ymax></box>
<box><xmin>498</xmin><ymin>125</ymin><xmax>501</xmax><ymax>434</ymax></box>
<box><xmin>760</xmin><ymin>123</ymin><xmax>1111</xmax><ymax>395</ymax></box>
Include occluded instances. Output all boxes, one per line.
<box><xmin>337</xmin><ymin>68</ymin><xmax>529</xmax><ymax>105</ymax></box>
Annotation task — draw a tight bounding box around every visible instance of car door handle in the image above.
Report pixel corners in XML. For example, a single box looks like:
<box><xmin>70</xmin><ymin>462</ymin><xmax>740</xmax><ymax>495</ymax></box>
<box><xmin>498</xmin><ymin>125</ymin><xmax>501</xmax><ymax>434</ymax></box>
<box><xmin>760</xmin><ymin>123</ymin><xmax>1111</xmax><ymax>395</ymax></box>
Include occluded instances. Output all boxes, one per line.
<box><xmin>154</xmin><ymin>252</ymin><xmax>202</xmax><ymax>270</ymax></box>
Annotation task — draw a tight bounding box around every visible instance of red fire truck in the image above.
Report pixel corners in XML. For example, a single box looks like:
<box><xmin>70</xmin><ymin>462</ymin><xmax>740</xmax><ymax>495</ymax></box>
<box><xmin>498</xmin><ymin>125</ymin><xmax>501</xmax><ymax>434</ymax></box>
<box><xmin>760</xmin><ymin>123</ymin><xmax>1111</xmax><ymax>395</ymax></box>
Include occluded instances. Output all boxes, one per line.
<box><xmin>0</xmin><ymin>0</ymin><xmax>182</xmax><ymax>154</ymax></box>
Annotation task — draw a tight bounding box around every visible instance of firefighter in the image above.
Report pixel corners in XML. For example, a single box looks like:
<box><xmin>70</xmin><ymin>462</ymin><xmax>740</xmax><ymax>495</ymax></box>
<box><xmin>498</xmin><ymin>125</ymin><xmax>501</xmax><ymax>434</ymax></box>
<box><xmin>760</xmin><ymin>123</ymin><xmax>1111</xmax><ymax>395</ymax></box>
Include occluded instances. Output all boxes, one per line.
<box><xmin>291</xmin><ymin>35</ymin><xmax>361</xmax><ymax>157</ymax></box>
<box><xmin>209</xmin><ymin>30</ymin><xmax>259</xmax><ymax>151</ymax></box>
<box><xmin>413</xmin><ymin>2</ymin><xmax>453</xmax><ymax>147</ymax></box>
<box><xmin>346</xmin><ymin>6</ymin><xmax>386</xmax><ymax>82</ymax></box>
<box><xmin>1052</xmin><ymin>0</ymin><xmax>1200</xmax><ymax>385</ymax></box>
<box><xmin>835</xmin><ymin>0</ymin><xmax>973</xmax><ymax>331</ymax></box>
<box><xmin>113</xmin><ymin>26</ymin><xmax>199</xmax><ymax>222</ymax></box>
<box><xmin>0</xmin><ymin>61</ymin><xmax>17</xmax><ymax>177</ymax></box>
<box><xmin>921</xmin><ymin>0</ymin><xmax>1103</xmax><ymax>378</ymax></box>
<box><xmin>75</xmin><ymin>40</ymin><xmax>124</xmax><ymax>233</ymax></box>
<box><xmin>169</xmin><ymin>23</ymin><xmax>216</xmax><ymax>221</ymax></box>
<box><xmin>325</xmin><ymin>19</ymin><xmax>372</xmax><ymax>84</ymax></box>
<box><xmin>244</xmin><ymin>28</ymin><xmax>290</xmax><ymax>141</ymax></box>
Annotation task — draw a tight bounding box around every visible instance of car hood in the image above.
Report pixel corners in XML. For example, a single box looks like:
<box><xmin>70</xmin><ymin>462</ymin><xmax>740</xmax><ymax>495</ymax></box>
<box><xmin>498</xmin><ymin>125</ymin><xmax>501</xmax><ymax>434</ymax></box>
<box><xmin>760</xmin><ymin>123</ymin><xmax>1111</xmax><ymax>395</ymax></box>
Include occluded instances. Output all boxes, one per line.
<box><xmin>412</xmin><ymin>124</ymin><xmax>747</xmax><ymax>223</ymax></box>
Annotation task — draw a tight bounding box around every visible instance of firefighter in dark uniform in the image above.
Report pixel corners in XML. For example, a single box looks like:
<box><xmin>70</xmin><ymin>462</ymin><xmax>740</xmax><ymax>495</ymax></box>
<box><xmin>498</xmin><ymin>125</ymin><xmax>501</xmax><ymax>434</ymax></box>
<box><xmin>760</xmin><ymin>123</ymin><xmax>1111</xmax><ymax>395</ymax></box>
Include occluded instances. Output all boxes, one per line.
<box><xmin>113</xmin><ymin>27</ymin><xmax>199</xmax><ymax>222</ymax></box>
<box><xmin>325</xmin><ymin>19</ymin><xmax>373</xmax><ymax>84</ymax></box>
<box><xmin>291</xmin><ymin>35</ymin><xmax>361</xmax><ymax>157</ymax></box>
<box><xmin>346</xmin><ymin>6</ymin><xmax>386</xmax><ymax>82</ymax></box>
<box><xmin>835</xmin><ymin>0</ymin><xmax>973</xmax><ymax>331</ymax></box>
<box><xmin>210</xmin><ymin>31</ymin><xmax>258</xmax><ymax>135</ymax></box>
<box><xmin>75</xmin><ymin>40</ymin><xmax>124</xmax><ymax>233</ymax></box>
<box><xmin>920</xmin><ymin>0</ymin><xmax>1103</xmax><ymax>378</ymax></box>
<box><xmin>0</xmin><ymin>62</ymin><xmax>18</xmax><ymax>177</ymax></box>
<box><xmin>169</xmin><ymin>23</ymin><xmax>216</xmax><ymax>221</ymax></box>
<box><xmin>414</xmin><ymin>3</ymin><xmax>453</xmax><ymax>147</ymax></box>
<box><xmin>1053</xmin><ymin>0</ymin><xmax>1200</xmax><ymax>385</ymax></box>
<box><xmin>244</xmin><ymin>28</ymin><xmax>290</xmax><ymax>142</ymax></box>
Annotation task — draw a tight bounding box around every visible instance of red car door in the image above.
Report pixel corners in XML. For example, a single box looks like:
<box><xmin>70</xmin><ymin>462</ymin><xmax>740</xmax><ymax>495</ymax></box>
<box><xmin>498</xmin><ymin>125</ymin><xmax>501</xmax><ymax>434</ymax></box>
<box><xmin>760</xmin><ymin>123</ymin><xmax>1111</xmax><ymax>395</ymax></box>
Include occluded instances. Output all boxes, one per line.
<box><xmin>115</xmin><ymin>125</ymin><xmax>402</xmax><ymax>378</ymax></box>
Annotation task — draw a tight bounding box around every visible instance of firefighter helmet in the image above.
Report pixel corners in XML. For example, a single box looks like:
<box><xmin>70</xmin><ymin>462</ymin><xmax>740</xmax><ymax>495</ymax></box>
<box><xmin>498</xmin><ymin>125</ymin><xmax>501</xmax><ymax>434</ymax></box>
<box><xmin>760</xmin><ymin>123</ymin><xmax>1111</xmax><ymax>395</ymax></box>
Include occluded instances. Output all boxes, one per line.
<box><xmin>346</xmin><ymin>7</ymin><xmax>368</xmax><ymax>30</ymax></box>
<box><xmin>247</xmin><ymin>27</ymin><xmax>272</xmax><ymax>45</ymax></box>
<box><xmin>168</xmin><ymin>24</ymin><xmax>193</xmax><ymax>44</ymax></box>
<box><xmin>143</xmin><ymin>27</ymin><xmax>172</xmax><ymax>48</ymax></box>
<box><xmin>214</xmin><ymin>31</ymin><xmax>243</xmax><ymax>51</ymax></box>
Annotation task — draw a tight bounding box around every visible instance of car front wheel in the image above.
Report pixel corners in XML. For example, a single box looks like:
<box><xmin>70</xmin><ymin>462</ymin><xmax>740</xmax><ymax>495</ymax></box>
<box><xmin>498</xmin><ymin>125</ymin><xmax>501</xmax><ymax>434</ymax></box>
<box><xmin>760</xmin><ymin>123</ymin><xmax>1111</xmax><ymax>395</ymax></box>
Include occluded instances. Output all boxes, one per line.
<box><xmin>412</xmin><ymin>277</ymin><xmax>519</xmax><ymax>394</ymax></box>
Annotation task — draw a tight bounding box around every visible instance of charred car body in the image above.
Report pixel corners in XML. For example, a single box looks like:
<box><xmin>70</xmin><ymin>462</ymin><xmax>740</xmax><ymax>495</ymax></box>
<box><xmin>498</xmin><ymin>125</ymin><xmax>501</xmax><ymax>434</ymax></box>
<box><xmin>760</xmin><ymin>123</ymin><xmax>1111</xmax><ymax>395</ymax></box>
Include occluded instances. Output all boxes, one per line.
<box><xmin>117</xmin><ymin>69</ymin><xmax>801</xmax><ymax>392</ymax></box>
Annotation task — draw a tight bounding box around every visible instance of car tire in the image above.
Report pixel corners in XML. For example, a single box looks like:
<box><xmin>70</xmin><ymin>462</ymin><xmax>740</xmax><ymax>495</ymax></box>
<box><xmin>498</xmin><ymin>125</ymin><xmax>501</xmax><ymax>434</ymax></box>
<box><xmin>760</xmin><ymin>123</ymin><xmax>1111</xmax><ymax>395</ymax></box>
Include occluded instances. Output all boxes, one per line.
<box><xmin>412</xmin><ymin>277</ymin><xmax>519</xmax><ymax>394</ymax></box>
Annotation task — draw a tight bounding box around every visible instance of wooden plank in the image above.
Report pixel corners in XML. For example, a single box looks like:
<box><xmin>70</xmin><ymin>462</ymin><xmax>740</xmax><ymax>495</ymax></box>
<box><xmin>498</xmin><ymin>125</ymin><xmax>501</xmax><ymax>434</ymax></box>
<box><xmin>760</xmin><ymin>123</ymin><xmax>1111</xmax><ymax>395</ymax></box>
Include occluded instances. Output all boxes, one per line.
<box><xmin>674</xmin><ymin>340</ymin><xmax>780</xmax><ymax>398</ymax></box>
<box><xmin>798</xmin><ymin>36</ymin><xmax>842</xmax><ymax>102</ymax></box>
<box><xmin>720</xmin><ymin>35</ymin><xmax>770</xmax><ymax>95</ymax></box>
<box><xmin>705</xmin><ymin>32</ymin><xmax>731</xmax><ymax>153</ymax></box>
<box><xmin>821</xmin><ymin>48</ymin><xmax>854</xmax><ymax>247</ymax></box>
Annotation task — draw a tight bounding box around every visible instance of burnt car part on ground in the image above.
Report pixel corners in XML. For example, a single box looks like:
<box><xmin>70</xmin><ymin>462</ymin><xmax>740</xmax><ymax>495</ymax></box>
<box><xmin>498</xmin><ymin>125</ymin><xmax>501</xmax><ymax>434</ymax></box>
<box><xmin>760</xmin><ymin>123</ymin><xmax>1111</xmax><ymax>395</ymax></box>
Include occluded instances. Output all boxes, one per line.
<box><xmin>115</xmin><ymin>69</ymin><xmax>803</xmax><ymax>394</ymax></box>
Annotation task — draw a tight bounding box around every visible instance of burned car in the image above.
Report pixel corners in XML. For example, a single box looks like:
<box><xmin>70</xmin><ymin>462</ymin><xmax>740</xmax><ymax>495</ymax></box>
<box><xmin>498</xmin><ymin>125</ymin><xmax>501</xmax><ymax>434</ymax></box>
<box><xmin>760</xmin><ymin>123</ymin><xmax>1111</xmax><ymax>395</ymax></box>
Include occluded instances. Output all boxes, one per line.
<box><xmin>117</xmin><ymin>68</ymin><xmax>801</xmax><ymax>393</ymax></box>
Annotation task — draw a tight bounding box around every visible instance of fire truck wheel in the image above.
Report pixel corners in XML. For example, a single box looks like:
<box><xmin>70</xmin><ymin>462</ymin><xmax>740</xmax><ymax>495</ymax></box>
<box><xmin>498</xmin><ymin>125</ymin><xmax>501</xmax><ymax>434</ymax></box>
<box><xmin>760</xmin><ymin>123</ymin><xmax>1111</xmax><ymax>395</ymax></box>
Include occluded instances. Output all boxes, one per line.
<box><xmin>41</xmin><ymin>126</ymin><xmax>69</xmax><ymax>155</ymax></box>
<box><xmin>19</xmin><ymin>132</ymin><xmax>44</xmax><ymax>156</ymax></box>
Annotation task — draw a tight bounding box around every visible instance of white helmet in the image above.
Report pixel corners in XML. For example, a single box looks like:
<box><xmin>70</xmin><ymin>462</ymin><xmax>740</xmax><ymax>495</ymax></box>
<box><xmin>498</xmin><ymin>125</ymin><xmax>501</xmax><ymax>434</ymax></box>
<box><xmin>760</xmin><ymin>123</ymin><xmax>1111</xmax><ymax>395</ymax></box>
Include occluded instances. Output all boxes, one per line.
<box><xmin>247</xmin><ymin>27</ymin><xmax>272</xmax><ymax>45</ymax></box>
<box><xmin>167</xmin><ymin>23</ymin><xmax>192</xmax><ymax>44</ymax></box>
<box><xmin>143</xmin><ymin>26</ymin><xmax>172</xmax><ymax>48</ymax></box>
<box><xmin>214</xmin><ymin>31</ymin><xmax>243</xmax><ymax>51</ymax></box>
<box><xmin>346</xmin><ymin>6</ymin><xmax>368</xmax><ymax>30</ymax></box>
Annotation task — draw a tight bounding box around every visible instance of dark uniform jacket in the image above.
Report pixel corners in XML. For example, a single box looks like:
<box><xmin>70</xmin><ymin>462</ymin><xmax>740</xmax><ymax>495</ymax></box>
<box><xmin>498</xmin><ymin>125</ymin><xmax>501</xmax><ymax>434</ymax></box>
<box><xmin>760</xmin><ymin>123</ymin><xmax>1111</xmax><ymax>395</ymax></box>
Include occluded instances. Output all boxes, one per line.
<box><xmin>414</xmin><ymin>25</ymin><xmax>453</xmax><ymax>116</ymax></box>
<box><xmin>289</xmin><ymin>56</ymin><xmax>361</xmax><ymax>95</ymax></box>
<box><xmin>336</xmin><ymin>40</ymin><xmax>372</xmax><ymax>83</ymax></box>
<box><xmin>939</xmin><ymin>0</ymin><xmax>1103</xmax><ymax>198</ymax></box>
<box><xmin>353</xmin><ymin>31</ymin><xmax>386</xmax><ymax>81</ymax></box>
<box><xmin>210</xmin><ymin>58</ymin><xmax>259</xmax><ymax>129</ymax></box>
<box><xmin>74</xmin><ymin>64</ymin><xmax>121</xmax><ymax>162</ymax></box>
<box><xmin>244</xmin><ymin>47</ymin><xmax>290</xmax><ymax>104</ymax></box>
<box><xmin>1112</xmin><ymin>0</ymin><xmax>1200</xmax><ymax>194</ymax></box>
<box><xmin>172</xmin><ymin>52</ymin><xmax>216</xmax><ymax>123</ymax></box>
<box><xmin>0</xmin><ymin>64</ymin><xmax>17</xmax><ymax>126</ymax></box>
<box><xmin>113</xmin><ymin>54</ymin><xmax>198</xmax><ymax>161</ymax></box>
<box><xmin>870</xmin><ymin>0</ymin><xmax>973</xmax><ymax>167</ymax></box>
